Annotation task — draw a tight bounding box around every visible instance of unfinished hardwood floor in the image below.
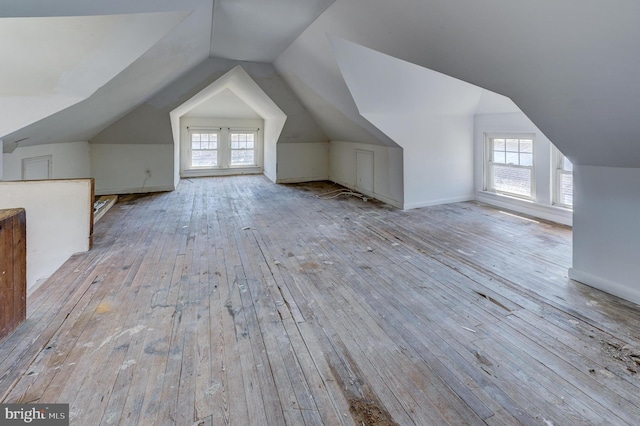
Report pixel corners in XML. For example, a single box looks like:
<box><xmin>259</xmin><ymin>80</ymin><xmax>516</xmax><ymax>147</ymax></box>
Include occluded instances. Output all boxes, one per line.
<box><xmin>2</xmin><ymin>175</ymin><xmax>640</xmax><ymax>425</ymax></box>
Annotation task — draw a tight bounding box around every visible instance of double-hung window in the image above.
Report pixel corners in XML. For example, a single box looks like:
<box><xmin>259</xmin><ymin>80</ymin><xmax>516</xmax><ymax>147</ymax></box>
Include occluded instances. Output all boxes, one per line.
<box><xmin>230</xmin><ymin>131</ymin><xmax>257</xmax><ymax>166</ymax></box>
<box><xmin>183</xmin><ymin>125</ymin><xmax>261</xmax><ymax>176</ymax></box>
<box><xmin>486</xmin><ymin>135</ymin><xmax>535</xmax><ymax>199</ymax></box>
<box><xmin>553</xmin><ymin>147</ymin><xmax>573</xmax><ymax>208</ymax></box>
<box><xmin>189</xmin><ymin>130</ymin><xmax>219</xmax><ymax>168</ymax></box>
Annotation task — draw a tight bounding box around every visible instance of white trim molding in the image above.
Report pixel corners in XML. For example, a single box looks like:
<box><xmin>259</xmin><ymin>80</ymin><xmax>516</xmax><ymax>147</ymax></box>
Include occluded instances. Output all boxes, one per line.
<box><xmin>569</xmin><ymin>268</ymin><xmax>640</xmax><ymax>307</ymax></box>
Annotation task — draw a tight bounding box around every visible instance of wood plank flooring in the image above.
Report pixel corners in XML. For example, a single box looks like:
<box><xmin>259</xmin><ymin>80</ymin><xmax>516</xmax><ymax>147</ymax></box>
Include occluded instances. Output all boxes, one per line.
<box><xmin>2</xmin><ymin>175</ymin><xmax>640</xmax><ymax>425</ymax></box>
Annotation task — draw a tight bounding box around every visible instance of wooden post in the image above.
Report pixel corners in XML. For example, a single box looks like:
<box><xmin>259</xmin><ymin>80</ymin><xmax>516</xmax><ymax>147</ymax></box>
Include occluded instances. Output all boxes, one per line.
<box><xmin>0</xmin><ymin>208</ymin><xmax>27</xmax><ymax>341</ymax></box>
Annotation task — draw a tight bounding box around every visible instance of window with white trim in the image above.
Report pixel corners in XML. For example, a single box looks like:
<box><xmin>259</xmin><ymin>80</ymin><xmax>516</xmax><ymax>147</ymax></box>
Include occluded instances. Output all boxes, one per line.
<box><xmin>485</xmin><ymin>135</ymin><xmax>535</xmax><ymax>199</ymax></box>
<box><xmin>189</xmin><ymin>130</ymin><xmax>219</xmax><ymax>168</ymax></box>
<box><xmin>553</xmin><ymin>147</ymin><xmax>573</xmax><ymax>208</ymax></box>
<box><xmin>230</xmin><ymin>131</ymin><xmax>257</xmax><ymax>166</ymax></box>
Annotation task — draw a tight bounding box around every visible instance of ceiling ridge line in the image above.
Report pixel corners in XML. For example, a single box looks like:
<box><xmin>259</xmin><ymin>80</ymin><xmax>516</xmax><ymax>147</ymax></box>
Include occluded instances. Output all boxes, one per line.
<box><xmin>209</xmin><ymin>0</ymin><xmax>217</xmax><ymax>58</ymax></box>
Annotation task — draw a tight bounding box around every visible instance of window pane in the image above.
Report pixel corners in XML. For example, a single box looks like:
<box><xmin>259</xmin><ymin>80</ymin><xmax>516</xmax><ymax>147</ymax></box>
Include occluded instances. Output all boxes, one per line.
<box><xmin>520</xmin><ymin>140</ymin><xmax>533</xmax><ymax>153</ymax></box>
<box><xmin>493</xmin><ymin>139</ymin><xmax>505</xmax><ymax>150</ymax></box>
<box><xmin>192</xmin><ymin>134</ymin><xmax>201</xmax><ymax>142</ymax></box>
<box><xmin>520</xmin><ymin>153</ymin><xmax>533</xmax><ymax>167</ymax></box>
<box><xmin>506</xmin><ymin>152</ymin><xmax>519</xmax><ymax>164</ymax></box>
<box><xmin>562</xmin><ymin>156</ymin><xmax>573</xmax><ymax>172</ymax></box>
<box><xmin>506</xmin><ymin>139</ymin><xmax>519</xmax><ymax>152</ymax></box>
<box><xmin>559</xmin><ymin>173</ymin><xmax>573</xmax><ymax>206</ymax></box>
<box><xmin>247</xmin><ymin>141</ymin><xmax>255</xmax><ymax>149</ymax></box>
<box><xmin>493</xmin><ymin>165</ymin><xmax>531</xmax><ymax>197</ymax></box>
<box><xmin>232</xmin><ymin>141</ymin><xmax>239</xmax><ymax>149</ymax></box>
<box><xmin>191</xmin><ymin>141</ymin><xmax>200</xmax><ymax>150</ymax></box>
<box><xmin>493</xmin><ymin>151</ymin><xmax>506</xmax><ymax>163</ymax></box>
<box><xmin>191</xmin><ymin>150</ymin><xmax>217</xmax><ymax>167</ymax></box>
<box><xmin>231</xmin><ymin>150</ymin><xmax>255</xmax><ymax>166</ymax></box>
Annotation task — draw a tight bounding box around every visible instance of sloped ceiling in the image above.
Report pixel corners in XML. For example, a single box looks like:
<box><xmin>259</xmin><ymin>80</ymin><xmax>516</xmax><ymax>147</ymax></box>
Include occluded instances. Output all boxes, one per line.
<box><xmin>275</xmin><ymin>0</ymin><xmax>640</xmax><ymax>167</ymax></box>
<box><xmin>328</xmin><ymin>35</ymin><xmax>519</xmax><ymax>153</ymax></box>
<box><xmin>0</xmin><ymin>12</ymin><xmax>187</xmax><ymax>144</ymax></box>
<box><xmin>90</xmin><ymin>57</ymin><xmax>328</xmax><ymax>148</ymax></box>
<box><xmin>210</xmin><ymin>0</ymin><xmax>334</xmax><ymax>61</ymax></box>
<box><xmin>184</xmin><ymin>89</ymin><xmax>262</xmax><ymax>119</ymax></box>
<box><xmin>0</xmin><ymin>0</ymin><xmax>334</xmax><ymax>151</ymax></box>
<box><xmin>329</xmin><ymin>36</ymin><xmax>517</xmax><ymax>119</ymax></box>
<box><xmin>2</xmin><ymin>0</ymin><xmax>639</xmax><ymax>168</ymax></box>
<box><xmin>170</xmin><ymin>65</ymin><xmax>286</xmax><ymax>122</ymax></box>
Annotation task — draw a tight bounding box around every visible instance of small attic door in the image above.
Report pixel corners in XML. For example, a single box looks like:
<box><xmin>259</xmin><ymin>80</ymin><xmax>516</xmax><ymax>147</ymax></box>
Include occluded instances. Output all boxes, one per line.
<box><xmin>356</xmin><ymin>150</ymin><xmax>374</xmax><ymax>193</ymax></box>
<box><xmin>22</xmin><ymin>155</ymin><xmax>52</xmax><ymax>180</ymax></box>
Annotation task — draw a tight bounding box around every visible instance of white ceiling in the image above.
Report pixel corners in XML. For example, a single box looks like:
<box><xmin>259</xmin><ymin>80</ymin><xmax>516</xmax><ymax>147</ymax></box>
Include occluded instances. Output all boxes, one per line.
<box><xmin>0</xmin><ymin>12</ymin><xmax>186</xmax><ymax>141</ymax></box>
<box><xmin>210</xmin><ymin>0</ymin><xmax>334</xmax><ymax>61</ymax></box>
<box><xmin>2</xmin><ymin>0</ymin><xmax>639</xmax><ymax>167</ymax></box>
<box><xmin>275</xmin><ymin>0</ymin><xmax>640</xmax><ymax>167</ymax></box>
<box><xmin>0</xmin><ymin>0</ymin><xmax>334</xmax><ymax>150</ymax></box>
<box><xmin>330</xmin><ymin>35</ymin><xmax>517</xmax><ymax>118</ymax></box>
<box><xmin>184</xmin><ymin>88</ymin><xmax>262</xmax><ymax>119</ymax></box>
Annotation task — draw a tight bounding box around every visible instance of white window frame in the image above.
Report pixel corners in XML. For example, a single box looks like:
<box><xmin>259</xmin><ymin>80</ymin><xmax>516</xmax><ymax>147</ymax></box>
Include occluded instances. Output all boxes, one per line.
<box><xmin>181</xmin><ymin>124</ymin><xmax>263</xmax><ymax>177</ymax></box>
<box><xmin>228</xmin><ymin>129</ymin><xmax>258</xmax><ymax>168</ymax></box>
<box><xmin>188</xmin><ymin>128</ymin><xmax>220</xmax><ymax>169</ymax></box>
<box><xmin>484</xmin><ymin>133</ymin><xmax>536</xmax><ymax>200</ymax></box>
<box><xmin>552</xmin><ymin>146</ymin><xmax>573</xmax><ymax>209</ymax></box>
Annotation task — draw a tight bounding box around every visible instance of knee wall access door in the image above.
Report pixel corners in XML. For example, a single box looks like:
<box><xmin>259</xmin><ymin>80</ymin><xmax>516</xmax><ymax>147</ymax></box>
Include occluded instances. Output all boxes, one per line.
<box><xmin>356</xmin><ymin>150</ymin><xmax>374</xmax><ymax>194</ymax></box>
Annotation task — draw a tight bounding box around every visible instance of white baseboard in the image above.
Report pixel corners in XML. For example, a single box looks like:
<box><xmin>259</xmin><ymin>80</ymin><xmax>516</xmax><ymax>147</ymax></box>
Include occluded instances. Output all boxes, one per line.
<box><xmin>263</xmin><ymin>170</ymin><xmax>276</xmax><ymax>183</ymax></box>
<box><xmin>403</xmin><ymin>195</ymin><xmax>475</xmax><ymax>210</ymax></box>
<box><xmin>569</xmin><ymin>268</ymin><xmax>640</xmax><ymax>306</ymax></box>
<box><xmin>95</xmin><ymin>185</ymin><xmax>175</xmax><ymax>196</ymax></box>
<box><xmin>329</xmin><ymin>177</ymin><xmax>403</xmax><ymax>209</ymax></box>
<box><xmin>181</xmin><ymin>168</ymin><xmax>262</xmax><ymax>178</ymax></box>
<box><xmin>276</xmin><ymin>176</ymin><xmax>328</xmax><ymax>184</ymax></box>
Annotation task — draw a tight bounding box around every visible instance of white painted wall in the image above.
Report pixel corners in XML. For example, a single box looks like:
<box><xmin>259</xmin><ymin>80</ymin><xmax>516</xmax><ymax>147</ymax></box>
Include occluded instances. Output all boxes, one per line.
<box><xmin>2</xmin><ymin>142</ymin><xmax>90</xmax><ymax>181</ymax></box>
<box><xmin>369</xmin><ymin>114</ymin><xmax>475</xmax><ymax>210</ymax></box>
<box><xmin>328</xmin><ymin>37</ymin><xmax>482</xmax><ymax>209</ymax></box>
<box><xmin>90</xmin><ymin>144</ymin><xmax>174</xmax><ymax>195</ymax></box>
<box><xmin>276</xmin><ymin>142</ymin><xmax>329</xmax><ymax>183</ymax></box>
<box><xmin>329</xmin><ymin>141</ymin><xmax>403</xmax><ymax>208</ymax></box>
<box><xmin>0</xmin><ymin>179</ymin><xmax>92</xmax><ymax>290</ymax></box>
<box><xmin>474</xmin><ymin>112</ymin><xmax>573</xmax><ymax>225</ymax></box>
<box><xmin>263</xmin><ymin>120</ymin><xmax>279</xmax><ymax>182</ymax></box>
<box><xmin>569</xmin><ymin>165</ymin><xmax>640</xmax><ymax>305</ymax></box>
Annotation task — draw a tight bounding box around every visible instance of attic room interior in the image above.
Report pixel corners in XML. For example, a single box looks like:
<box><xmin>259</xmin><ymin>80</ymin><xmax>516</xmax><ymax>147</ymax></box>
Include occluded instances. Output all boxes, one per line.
<box><xmin>1</xmin><ymin>0</ymin><xmax>640</xmax><ymax>425</ymax></box>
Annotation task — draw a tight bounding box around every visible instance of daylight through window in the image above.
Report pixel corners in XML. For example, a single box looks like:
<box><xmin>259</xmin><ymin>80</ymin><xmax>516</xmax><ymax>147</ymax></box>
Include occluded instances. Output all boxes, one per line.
<box><xmin>190</xmin><ymin>131</ymin><xmax>219</xmax><ymax>168</ymax></box>
<box><xmin>554</xmin><ymin>148</ymin><xmax>573</xmax><ymax>208</ymax></box>
<box><xmin>486</xmin><ymin>135</ymin><xmax>535</xmax><ymax>199</ymax></box>
<box><xmin>230</xmin><ymin>132</ymin><xmax>257</xmax><ymax>166</ymax></box>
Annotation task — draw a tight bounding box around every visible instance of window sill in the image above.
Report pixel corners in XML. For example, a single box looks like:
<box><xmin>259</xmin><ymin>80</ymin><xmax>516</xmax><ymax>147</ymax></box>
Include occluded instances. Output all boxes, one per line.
<box><xmin>476</xmin><ymin>191</ymin><xmax>573</xmax><ymax>226</ymax></box>
<box><xmin>181</xmin><ymin>166</ymin><xmax>262</xmax><ymax>178</ymax></box>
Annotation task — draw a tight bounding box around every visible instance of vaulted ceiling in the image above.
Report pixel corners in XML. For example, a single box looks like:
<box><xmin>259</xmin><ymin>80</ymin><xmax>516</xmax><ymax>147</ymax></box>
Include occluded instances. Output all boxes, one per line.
<box><xmin>2</xmin><ymin>0</ymin><xmax>639</xmax><ymax>168</ymax></box>
<box><xmin>0</xmin><ymin>0</ymin><xmax>334</xmax><ymax>151</ymax></box>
